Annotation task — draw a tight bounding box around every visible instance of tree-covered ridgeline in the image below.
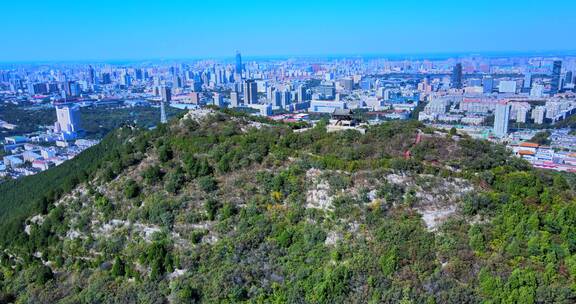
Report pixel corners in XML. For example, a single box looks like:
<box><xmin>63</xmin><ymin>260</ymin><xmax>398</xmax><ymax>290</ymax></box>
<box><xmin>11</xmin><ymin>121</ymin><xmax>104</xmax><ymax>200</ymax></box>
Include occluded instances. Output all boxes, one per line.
<box><xmin>0</xmin><ymin>109</ymin><xmax>575</xmax><ymax>303</ymax></box>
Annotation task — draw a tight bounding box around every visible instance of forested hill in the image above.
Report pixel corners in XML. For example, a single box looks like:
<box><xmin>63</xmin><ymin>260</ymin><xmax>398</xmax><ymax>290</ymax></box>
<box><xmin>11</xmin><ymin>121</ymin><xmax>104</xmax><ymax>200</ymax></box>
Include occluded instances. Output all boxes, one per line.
<box><xmin>1</xmin><ymin>109</ymin><xmax>576</xmax><ymax>303</ymax></box>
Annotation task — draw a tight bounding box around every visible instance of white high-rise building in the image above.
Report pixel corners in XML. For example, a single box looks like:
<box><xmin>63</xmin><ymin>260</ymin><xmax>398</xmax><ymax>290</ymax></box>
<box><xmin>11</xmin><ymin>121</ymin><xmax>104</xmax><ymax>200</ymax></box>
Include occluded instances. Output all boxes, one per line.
<box><xmin>212</xmin><ymin>92</ymin><xmax>225</xmax><ymax>108</ymax></box>
<box><xmin>55</xmin><ymin>105</ymin><xmax>81</xmax><ymax>133</ymax></box>
<box><xmin>230</xmin><ymin>91</ymin><xmax>240</xmax><ymax>108</ymax></box>
<box><xmin>516</xmin><ymin>106</ymin><xmax>529</xmax><ymax>123</ymax></box>
<box><xmin>493</xmin><ymin>102</ymin><xmax>510</xmax><ymax>138</ymax></box>
<box><xmin>256</xmin><ymin>80</ymin><xmax>268</xmax><ymax>93</ymax></box>
<box><xmin>531</xmin><ymin>106</ymin><xmax>546</xmax><ymax>124</ymax></box>
<box><xmin>243</xmin><ymin>80</ymin><xmax>258</xmax><ymax>104</ymax></box>
<box><xmin>266</xmin><ymin>86</ymin><xmax>274</xmax><ymax>100</ymax></box>
<box><xmin>509</xmin><ymin>102</ymin><xmax>531</xmax><ymax>123</ymax></box>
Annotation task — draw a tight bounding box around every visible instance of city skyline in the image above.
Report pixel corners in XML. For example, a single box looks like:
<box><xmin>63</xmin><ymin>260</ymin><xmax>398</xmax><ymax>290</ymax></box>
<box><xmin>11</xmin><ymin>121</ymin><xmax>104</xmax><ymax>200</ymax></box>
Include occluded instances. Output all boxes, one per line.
<box><xmin>2</xmin><ymin>0</ymin><xmax>576</xmax><ymax>61</ymax></box>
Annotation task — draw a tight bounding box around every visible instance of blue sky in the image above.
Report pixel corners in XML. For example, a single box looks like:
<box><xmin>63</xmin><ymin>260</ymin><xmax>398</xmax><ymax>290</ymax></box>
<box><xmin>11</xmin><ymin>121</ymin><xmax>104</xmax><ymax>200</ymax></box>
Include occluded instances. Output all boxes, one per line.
<box><xmin>2</xmin><ymin>0</ymin><xmax>575</xmax><ymax>61</ymax></box>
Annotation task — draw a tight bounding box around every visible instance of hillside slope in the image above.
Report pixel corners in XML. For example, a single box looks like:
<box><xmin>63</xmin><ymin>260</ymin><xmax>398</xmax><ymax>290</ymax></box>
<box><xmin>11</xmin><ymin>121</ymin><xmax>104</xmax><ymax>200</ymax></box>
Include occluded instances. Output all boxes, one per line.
<box><xmin>1</xmin><ymin>109</ymin><xmax>575</xmax><ymax>303</ymax></box>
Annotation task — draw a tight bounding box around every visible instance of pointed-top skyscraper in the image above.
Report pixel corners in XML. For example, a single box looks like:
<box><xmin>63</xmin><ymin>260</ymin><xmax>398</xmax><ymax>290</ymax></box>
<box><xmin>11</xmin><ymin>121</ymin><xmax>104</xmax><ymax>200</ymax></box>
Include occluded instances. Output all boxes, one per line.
<box><xmin>235</xmin><ymin>51</ymin><xmax>243</xmax><ymax>75</ymax></box>
<box><xmin>88</xmin><ymin>65</ymin><xmax>96</xmax><ymax>84</ymax></box>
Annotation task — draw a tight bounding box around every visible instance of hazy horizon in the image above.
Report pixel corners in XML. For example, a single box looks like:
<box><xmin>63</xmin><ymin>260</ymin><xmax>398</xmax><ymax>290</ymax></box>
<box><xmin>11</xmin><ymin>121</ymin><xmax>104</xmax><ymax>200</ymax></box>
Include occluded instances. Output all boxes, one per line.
<box><xmin>1</xmin><ymin>49</ymin><xmax>576</xmax><ymax>66</ymax></box>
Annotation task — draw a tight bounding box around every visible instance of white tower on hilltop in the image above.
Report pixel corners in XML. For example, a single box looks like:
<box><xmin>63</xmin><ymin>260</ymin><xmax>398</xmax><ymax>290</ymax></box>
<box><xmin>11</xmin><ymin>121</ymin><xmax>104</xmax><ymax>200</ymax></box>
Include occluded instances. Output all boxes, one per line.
<box><xmin>160</xmin><ymin>86</ymin><xmax>171</xmax><ymax>124</ymax></box>
<box><xmin>160</xmin><ymin>101</ymin><xmax>167</xmax><ymax>124</ymax></box>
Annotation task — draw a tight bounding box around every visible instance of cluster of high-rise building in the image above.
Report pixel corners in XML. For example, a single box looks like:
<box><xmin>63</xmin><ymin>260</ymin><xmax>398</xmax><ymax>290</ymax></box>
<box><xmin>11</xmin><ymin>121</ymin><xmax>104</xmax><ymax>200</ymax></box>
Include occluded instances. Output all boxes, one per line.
<box><xmin>1</xmin><ymin>52</ymin><xmax>576</xmax><ymax>144</ymax></box>
<box><xmin>418</xmin><ymin>59</ymin><xmax>576</xmax><ymax>139</ymax></box>
<box><xmin>1</xmin><ymin>52</ymin><xmax>576</xmax><ymax>175</ymax></box>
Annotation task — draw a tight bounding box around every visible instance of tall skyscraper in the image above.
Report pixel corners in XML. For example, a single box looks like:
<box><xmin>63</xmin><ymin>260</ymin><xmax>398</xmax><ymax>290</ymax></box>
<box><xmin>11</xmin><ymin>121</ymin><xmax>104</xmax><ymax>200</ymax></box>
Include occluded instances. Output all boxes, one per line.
<box><xmin>230</xmin><ymin>91</ymin><xmax>240</xmax><ymax>107</ymax></box>
<box><xmin>451</xmin><ymin>63</ymin><xmax>463</xmax><ymax>89</ymax></box>
<box><xmin>297</xmin><ymin>84</ymin><xmax>309</xmax><ymax>102</ymax></box>
<box><xmin>55</xmin><ymin>105</ymin><xmax>82</xmax><ymax>133</ymax></box>
<box><xmin>191</xmin><ymin>80</ymin><xmax>202</xmax><ymax>92</ymax></box>
<box><xmin>173</xmin><ymin>75</ymin><xmax>183</xmax><ymax>89</ymax></box>
<box><xmin>161</xmin><ymin>86</ymin><xmax>172</xmax><ymax>102</ymax></box>
<box><xmin>100</xmin><ymin>73</ymin><xmax>111</xmax><ymax>85</ymax></box>
<box><xmin>212</xmin><ymin>92</ymin><xmax>225</xmax><ymax>108</ymax></box>
<box><xmin>523</xmin><ymin>72</ymin><xmax>532</xmax><ymax>89</ymax></box>
<box><xmin>135</xmin><ymin>68</ymin><xmax>143</xmax><ymax>80</ymax></box>
<box><xmin>235</xmin><ymin>51</ymin><xmax>243</xmax><ymax>75</ymax></box>
<box><xmin>550</xmin><ymin>60</ymin><xmax>562</xmax><ymax>94</ymax></box>
<box><xmin>493</xmin><ymin>102</ymin><xmax>510</xmax><ymax>138</ymax></box>
<box><xmin>122</xmin><ymin>73</ymin><xmax>132</xmax><ymax>87</ymax></box>
<box><xmin>68</xmin><ymin>81</ymin><xmax>81</xmax><ymax>97</ymax></box>
<box><xmin>272</xmin><ymin>90</ymin><xmax>282</xmax><ymax>107</ymax></box>
<box><xmin>281</xmin><ymin>89</ymin><xmax>292</xmax><ymax>107</ymax></box>
<box><xmin>565</xmin><ymin>71</ymin><xmax>573</xmax><ymax>87</ymax></box>
<box><xmin>88</xmin><ymin>65</ymin><xmax>96</xmax><ymax>84</ymax></box>
<box><xmin>243</xmin><ymin>80</ymin><xmax>258</xmax><ymax>104</ymax></box>
<box><xmin>266</xmin><ymin>86</ymin><xmax>274</xmax><ymax>100</ymax></box>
